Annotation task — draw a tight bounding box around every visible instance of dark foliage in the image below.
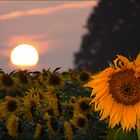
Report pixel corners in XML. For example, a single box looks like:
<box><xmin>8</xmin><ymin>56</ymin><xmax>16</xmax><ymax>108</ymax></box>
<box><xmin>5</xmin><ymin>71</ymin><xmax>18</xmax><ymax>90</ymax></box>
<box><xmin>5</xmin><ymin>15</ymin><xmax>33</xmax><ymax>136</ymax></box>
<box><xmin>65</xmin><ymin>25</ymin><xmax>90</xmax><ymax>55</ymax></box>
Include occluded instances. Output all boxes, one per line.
<box><xmin>74</xmin><ymin>0</ymin><xmax>140</xmax><ymax>72</ymax></box>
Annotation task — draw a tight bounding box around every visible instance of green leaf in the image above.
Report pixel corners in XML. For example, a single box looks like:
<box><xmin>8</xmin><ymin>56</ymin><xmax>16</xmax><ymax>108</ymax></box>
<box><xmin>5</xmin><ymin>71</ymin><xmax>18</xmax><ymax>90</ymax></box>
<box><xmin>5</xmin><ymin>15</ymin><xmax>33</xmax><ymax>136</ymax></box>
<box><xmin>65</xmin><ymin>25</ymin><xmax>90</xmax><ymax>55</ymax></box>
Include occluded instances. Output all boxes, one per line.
<box><xmin>107</xmin><ymin>127</ymin><xmax>138</xmax><ymax>140</ymax></box>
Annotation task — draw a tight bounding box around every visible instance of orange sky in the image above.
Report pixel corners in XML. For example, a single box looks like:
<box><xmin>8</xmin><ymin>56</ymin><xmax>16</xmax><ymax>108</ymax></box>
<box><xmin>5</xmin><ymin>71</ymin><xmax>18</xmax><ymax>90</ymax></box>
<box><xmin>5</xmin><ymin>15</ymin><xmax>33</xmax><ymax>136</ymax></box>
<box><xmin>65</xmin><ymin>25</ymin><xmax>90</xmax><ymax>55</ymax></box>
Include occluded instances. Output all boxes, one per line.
<box><xmin>0</xmin><ymin>1</ymin><xmax>98</xmax><ymax>72</ymax></box>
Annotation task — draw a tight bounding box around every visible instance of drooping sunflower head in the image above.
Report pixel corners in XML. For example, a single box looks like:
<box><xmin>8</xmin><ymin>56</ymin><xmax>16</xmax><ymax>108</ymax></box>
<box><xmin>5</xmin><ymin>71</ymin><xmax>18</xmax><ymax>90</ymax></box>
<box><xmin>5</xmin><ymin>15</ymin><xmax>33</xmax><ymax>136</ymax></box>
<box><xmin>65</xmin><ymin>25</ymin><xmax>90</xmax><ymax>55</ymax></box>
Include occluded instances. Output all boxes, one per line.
<box><xmin>77</xmin><ymin>71</ymin><xmax>91</xmax><ymax>84</ymax></box>
<box><xmin>19</xmin><ymin>71</ymin><xmax>28</xmax><ymax>84</ymax></box>
<box><xmin>0</xmin><ymin>73</ymin><xmax>18</xmax><ymax>92</ymax></box>
<box><xmin>85</xmin><ymin>54</ymin><xmax>140</xmax><ymax>132</ymax></box>
<box><xmin>47</xmin><ymin>73</ymin><xmax>65</xmax><ymax>89</ymax></box>
<box><xmin>7</xmin><ymin>115</ymin><xmax>21</xmax><ymax>137</ymax></box>
<box><xmin>16</xmin><ymin>70</ymin><xmax>32</xmax><ymax>89</ymax></box>
<box><xmin>1</xmin><ymin>74</ymin><xmax>13</xmax><ymax>86</ymax></box>
<box><xmin>67</xmin><ymin>68</ymin><xmax>77</xmax><ymax>80</ymax></box>
<box><xmin>0</xmin><ymin>96</ymin><xmax>20</xmax><ymax>119</ymax></box>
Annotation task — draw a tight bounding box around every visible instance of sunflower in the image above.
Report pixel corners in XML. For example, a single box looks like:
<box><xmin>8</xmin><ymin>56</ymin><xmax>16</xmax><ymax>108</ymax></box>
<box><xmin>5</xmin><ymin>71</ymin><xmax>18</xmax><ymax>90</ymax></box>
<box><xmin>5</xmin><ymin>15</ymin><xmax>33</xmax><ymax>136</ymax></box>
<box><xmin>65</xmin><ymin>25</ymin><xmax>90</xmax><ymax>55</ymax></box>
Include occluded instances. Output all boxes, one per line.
<box><xmin>85</xmin><ymin>54</ymin><xmax>140</xmax><ymax>132</ymax></box>
<box><xmin>15</xmin><ymin>70</ymin><xmax>32</xmax><ymax>90</ymax></box>
<box><xmin>46</xmin><ymin>73</ymin><xmax>65</xmax><ymax>89</ymax></box>
<box><xmin>0</xmin><ymin>73</ymin><xmax>18</xmax><ymax>92</ymax></box>
<box><xmin>77</xmin><ymin>71</ymin><xmax>91</xmax><ymax>84</ymax></box>
<box><xmin>39</xmin><ymin>72</ymin><xmax>48</xmax><ymax>84</ymax></box>
<box><xmin>46</xmin><ymin>105</ymin><xmax>59</xmax><ymax>118</ymax></box>
<box><xmin>34</xmin><ymin>123</ymin><xmax>42</xmax><ymax>139</ymax></box>
<box><xmin>70</xmin><ymin>114</ymin><xmax>88</xmax><ymax>132</ymax></box>
<box><xmin>134</xmin><ymin>54</ymin><xmax>140</xmax><ymax>78</ymax></box>
<box><xmin>74</xmin><ymin>97</ymin><xmax>92</xmax><ymax>115</ymax></box>
<box><xmin>23</xmin><ymin>93</ymin><xmax>41</xmax><ymax>117</ymax></box>
<box><xmin>26</xmin><ymin>87</ymin><xmax>47</xmax><ymax>102</ymax></box>
<box><xmin>0</xmin><ymin>96</ymin><xmax>21</xmax><ymax>119</ymax></box>
<box><xmin>45</xmin><ymin>90</ymin><xmax>60</xmax><ymax>117</ymax></box>
<box><xmin>61</xmin><ymin>101</ymin><xmax>74</xmax><ymax>120</ymax></box>
<box><xmin>64</xmin><ymin>121</ymin><xmax>73</xmax><ymax>140</ymax></box>
<box><xmin>67</xmin><ymin>69</ymin><xmax>77</xmax><ymax>80</ymax></box>
<box><xmin>7</xmin><ymin>115</ymin><xmax>20</xmax><ymax>137</ymax></box>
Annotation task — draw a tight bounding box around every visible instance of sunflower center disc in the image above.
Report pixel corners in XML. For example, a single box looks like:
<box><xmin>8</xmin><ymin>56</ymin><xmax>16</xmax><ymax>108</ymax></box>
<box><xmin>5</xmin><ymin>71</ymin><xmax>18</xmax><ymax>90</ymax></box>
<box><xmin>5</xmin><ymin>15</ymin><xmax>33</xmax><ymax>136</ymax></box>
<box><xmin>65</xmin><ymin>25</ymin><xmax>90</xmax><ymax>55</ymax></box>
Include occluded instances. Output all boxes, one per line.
<box><xmin>77</xmin><ymin>118</ymin><xmax>86</xmax><ymax>127</ymax></box>
<box><xmin>49</xmin><ymin>75</ymin><xmax>61</xmax><ymax>86</ymax></box>
<box><xmin>109</xmin><ymin>69</ymin><xmax>140</xmax><ymax>105</ymax></box>
<box><xmin>2</xmin><ymin>75</ymin><xmax>13</xmax><ymax>86</ymax></box>
<box><xmin>8</xmin><ymin>101</ymin><xmax>17</xmax><ymax>112</ymax></box>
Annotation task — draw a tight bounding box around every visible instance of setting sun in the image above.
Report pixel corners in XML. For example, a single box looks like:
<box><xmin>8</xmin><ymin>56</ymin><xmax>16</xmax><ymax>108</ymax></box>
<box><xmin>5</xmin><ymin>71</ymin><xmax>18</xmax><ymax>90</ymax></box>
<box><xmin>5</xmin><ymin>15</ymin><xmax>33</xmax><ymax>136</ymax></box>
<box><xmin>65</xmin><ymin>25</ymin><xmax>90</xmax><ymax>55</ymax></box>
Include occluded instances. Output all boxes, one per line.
<box><xmin>10</xmin><ymin>44</ymin><xmax>39</xmax><ymax>67</ymax></box>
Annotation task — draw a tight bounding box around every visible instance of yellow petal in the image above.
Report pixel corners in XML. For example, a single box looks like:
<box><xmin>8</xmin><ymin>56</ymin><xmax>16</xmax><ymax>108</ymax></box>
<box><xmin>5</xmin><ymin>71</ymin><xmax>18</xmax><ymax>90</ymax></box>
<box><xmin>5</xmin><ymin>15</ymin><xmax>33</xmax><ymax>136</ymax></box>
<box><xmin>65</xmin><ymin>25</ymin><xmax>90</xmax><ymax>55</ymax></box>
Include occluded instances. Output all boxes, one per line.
<box><xmin>93</xmin><ymin>82</ymin><xmax>109</xmax><ymax>93</ymax></box>
<box><xmin>110</xmin><ymin>101</ymin><xmax>118</xmax><ymax>119</ymax></box>
<box><xmin>93</xmin><ymin>67</ymin><xmax>115</xmax><ymax>79</ymax></box>
<box><xmin>133</xmin><ymin>103</ymin><xmax>140</xmax><ymax>119</ymax></box>
<box><xmin>122</xmin><ymin>107</ymin><xmax>131</xmax><ymax>131</ymax></box>
<box><xmin>95</xmin><ymin>94</ymin><xmax>111</xmax><ymax>111</ymax></box>
<box><xmin>135</xmin><ymin>53</ymin><xmax>140</xmax><ymax>66</ymax></box>
<box><xmin>114</xmin><ymin>55</ymin><xmax>130</xmax><ymax>69</ymax></box>
<box><xmin>123</xmin><ymin>106</ymin><xmax>136</xmax><ymax>131</ymax></box>
<box><xmin>121</xmin><ymin>118</ymin><xmax>126</xmax><ymax>132</ymax></box>
<box><xmin>91</xmin><ymin>90</ymin><xmax>96</xmax><ymax>96</ymax></box>
<box><xmin>114</xmin><ymin>104</ymin><xmax>124</xmax><ymax>124</ymax></box>
<box><xmin>109</xmin><ymin>117</ymin><xmax>117</xmax><ymax>128</ymax></box>
<box><xmin>91</xmin><ymin>78</ymin><xmax>109</xmax><ymax>87</ymax></box>
<box><xmin>84</xmin><ymin>80</ymin><xmax>94</xmax><ymax>88</ymax></box>
<box><xmin>100</xmin><ymin>95</ymin><xmax>114</xmax><ymax>120</ymax></box>
<box><xmin>127</xmin><ymin>106</ymin><xmax>136</xmax><ymax>128</ymax></box>
<box><xmin>134</xmin><ymin>67</ymin><xmax>140</xmax><ymax>78</ymax></box>
<box><xmin>92</xmin><ymin>87</ymin><xmax>109</xmax><ymax>102</ymax></box>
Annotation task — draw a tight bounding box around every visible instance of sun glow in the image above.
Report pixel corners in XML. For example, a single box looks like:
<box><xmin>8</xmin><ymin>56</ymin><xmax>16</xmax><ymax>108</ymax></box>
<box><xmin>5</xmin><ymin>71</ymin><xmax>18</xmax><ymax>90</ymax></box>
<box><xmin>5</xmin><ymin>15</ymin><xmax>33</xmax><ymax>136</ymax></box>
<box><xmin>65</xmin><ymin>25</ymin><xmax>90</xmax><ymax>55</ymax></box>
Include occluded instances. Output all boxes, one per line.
<box><xmin>10</xmin><ymin>44</ymin><xmax>39</xmax><ymax>67</ymax></box>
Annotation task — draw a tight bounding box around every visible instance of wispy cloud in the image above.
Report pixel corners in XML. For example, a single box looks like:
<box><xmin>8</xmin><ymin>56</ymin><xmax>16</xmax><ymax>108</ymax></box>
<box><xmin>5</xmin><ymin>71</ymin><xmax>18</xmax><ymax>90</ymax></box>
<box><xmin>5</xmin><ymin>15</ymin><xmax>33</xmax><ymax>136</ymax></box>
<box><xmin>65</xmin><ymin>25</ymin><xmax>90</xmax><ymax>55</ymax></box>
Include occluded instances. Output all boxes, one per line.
<box><xmin>8</xmin><ymin>34</ymin><xmax>51</xmax><ymax>55</ymax></box>
<box><xmin>0</xmin><ymin>1</ymin><xmax>97</xmax><ymax>21</ymax></box>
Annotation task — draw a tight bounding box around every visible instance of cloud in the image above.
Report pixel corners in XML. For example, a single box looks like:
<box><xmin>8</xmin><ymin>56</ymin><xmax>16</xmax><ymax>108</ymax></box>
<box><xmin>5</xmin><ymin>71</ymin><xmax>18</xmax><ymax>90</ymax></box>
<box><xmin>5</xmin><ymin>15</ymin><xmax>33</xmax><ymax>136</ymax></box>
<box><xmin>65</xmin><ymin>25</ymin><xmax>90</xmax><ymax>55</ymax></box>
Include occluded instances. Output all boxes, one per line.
<box><xmin>0</xmin><ymin>1</ymin><xmax>97</xmax><ymax>21</ymax></box>
<box><xmin>1</xmin><ymin>34</ymin><xmax>63</xmax><ymax>57</ymax></box>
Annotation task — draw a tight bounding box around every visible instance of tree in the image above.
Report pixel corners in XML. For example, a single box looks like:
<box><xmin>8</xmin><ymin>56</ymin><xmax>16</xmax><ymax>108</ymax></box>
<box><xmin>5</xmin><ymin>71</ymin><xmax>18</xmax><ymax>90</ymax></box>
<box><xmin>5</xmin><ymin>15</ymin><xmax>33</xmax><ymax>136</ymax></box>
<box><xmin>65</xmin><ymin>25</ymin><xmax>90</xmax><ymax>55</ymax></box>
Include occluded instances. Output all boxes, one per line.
<box><xmin>74</xmin><ymin>0</ymin><xmax>140</xmax><ymax>73</ymax></box>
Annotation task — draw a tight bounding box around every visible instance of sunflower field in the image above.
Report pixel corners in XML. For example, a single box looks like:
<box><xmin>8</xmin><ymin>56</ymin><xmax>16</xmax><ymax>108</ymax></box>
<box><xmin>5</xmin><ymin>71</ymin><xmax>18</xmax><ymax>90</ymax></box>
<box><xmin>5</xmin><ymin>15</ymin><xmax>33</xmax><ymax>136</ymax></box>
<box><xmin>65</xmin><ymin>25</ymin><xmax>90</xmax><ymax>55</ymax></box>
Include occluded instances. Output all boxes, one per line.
<box><xmin>0</xmin><ymin>54</ymin><xmax>140</xmax><ymax>140</ymax></box>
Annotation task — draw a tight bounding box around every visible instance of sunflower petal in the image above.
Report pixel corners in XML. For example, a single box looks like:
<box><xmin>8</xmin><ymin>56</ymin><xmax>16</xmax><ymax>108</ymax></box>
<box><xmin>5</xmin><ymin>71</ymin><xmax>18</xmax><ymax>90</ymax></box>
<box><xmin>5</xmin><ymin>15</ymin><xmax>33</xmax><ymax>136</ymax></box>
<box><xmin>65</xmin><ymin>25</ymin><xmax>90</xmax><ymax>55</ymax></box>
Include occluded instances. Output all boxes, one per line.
<box><xmin>122</xmin><ymin>107</ymin><xmax>131</xmax><ymax>131</ymax></box>
<box><xmin>93</xmin><ymin>67</ymin><xmax>115</xmax><ymax>79</ymax></box>
<box><xmin>109</xmin><ymin>117</ymin><xmax>117</xmax><ymax>128</ymax></box>
<box><xmin>93</xmin><ymin>82</ymin><xmax>109</xmax><ymax>93</ymax></box>
<box><xmin>110</xmin><ymin>101</ymin><xmax>118</xmax><ymax>119</ymax></box>
<box><xmin>92</xmin><ymin>87</ymin><xmax>109</xmax><ymax>102</ymax></box>
<box><xmin>135</xmin><ymin>53</ymin><xmax>140</xmax><ymax>66</ymax></box>
<box><xmin>114</xmin><ymin>104</ymin><xmax>124</xmax><ymax>124</ymax></box>
<box><xmin>91</xmin><ymin>78</ymin><xmax>109</xmax><ymax>87</ymax></box>
<box><xmin>100</xmin><ymin>95</ymin><xmax>114</xmax><ymax>120</ymax></box>
<box><xmin>126</xmin><ymin>106</ymin><xmax>136</xmax><ymax>129</ymax></box>
<box><xmin>84</xmin><ymin>80</ymin><xmax>94</xmax><ymax>88</ymax></box>
<box><xmin>133</xmin><ymin>103</ymin><xmax>140</xmax><ymax>119</ymax></box>
<box><xmin>95</xmin><ymin>94</ymin><xmax>111</xmax><ymax>112</ymax></box>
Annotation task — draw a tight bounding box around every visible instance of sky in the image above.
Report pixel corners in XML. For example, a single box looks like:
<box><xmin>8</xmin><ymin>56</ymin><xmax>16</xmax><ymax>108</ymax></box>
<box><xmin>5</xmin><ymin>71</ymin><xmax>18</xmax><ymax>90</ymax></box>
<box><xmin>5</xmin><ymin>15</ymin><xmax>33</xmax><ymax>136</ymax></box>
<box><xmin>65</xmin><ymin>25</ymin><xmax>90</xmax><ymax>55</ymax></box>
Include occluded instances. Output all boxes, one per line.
<box><xmin>0</xmin><ymin>1</ymin><xmax>98</xmax><ymax>72</ymax></box>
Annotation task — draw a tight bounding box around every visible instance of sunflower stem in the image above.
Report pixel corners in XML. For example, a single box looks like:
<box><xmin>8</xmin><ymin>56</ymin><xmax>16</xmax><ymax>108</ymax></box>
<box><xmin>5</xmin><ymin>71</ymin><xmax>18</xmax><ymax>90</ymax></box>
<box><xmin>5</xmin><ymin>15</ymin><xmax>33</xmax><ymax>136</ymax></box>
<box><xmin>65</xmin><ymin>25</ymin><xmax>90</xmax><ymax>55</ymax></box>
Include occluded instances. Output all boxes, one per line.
<box><xmin>114</xmin><ymin>127</ymin><xmax>122</xmax><ymax>140</ymax></box>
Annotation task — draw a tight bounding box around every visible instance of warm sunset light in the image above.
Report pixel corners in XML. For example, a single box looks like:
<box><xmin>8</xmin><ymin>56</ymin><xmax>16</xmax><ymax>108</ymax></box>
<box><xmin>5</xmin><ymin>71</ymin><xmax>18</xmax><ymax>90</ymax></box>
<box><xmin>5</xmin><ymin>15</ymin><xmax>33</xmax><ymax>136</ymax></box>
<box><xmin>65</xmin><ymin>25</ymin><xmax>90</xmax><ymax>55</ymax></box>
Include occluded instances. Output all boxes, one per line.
<box><xmin>10</xmin><ymin>44</ymin><xmax>39</xmax><ymax>67</ymax></box>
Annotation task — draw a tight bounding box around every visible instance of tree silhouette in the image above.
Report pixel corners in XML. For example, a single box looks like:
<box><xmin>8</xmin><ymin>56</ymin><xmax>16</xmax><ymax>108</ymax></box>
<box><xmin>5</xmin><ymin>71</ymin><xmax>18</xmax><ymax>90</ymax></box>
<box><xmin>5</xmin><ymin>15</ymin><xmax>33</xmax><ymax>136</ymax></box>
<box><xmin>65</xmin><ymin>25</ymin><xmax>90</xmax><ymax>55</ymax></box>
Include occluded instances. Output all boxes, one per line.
<box><xmin>74</xmin><ymin>0</ymin><xmax>140</xmax><ymax>73</ymax></box>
